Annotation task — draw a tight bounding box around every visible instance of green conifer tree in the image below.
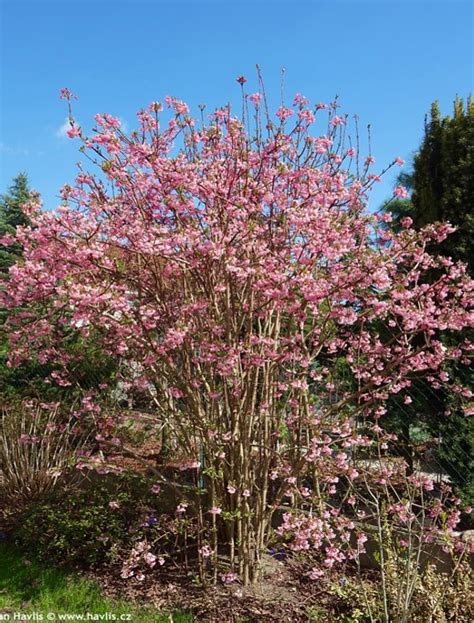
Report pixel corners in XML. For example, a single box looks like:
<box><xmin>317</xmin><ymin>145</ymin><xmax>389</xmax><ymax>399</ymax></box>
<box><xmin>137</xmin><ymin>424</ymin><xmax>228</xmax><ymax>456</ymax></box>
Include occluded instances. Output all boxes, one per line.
<box><xmin>384</xmin><ymin>98</ymin><xmax>473</xmax><ymax>513</ymax></box>
<box><xmin>0</xmin><ymin>172</ymin><xmax>31</xmax><ymax>274</ymax></box>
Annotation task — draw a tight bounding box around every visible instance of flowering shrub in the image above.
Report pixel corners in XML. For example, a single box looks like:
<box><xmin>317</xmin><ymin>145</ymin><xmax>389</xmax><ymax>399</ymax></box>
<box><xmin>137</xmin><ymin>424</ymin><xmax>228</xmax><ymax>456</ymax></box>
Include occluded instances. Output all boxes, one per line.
<box><xmin>2</xmin><ymin>80</ymin><xmax>472</xmax><ymax>585</ymax></box>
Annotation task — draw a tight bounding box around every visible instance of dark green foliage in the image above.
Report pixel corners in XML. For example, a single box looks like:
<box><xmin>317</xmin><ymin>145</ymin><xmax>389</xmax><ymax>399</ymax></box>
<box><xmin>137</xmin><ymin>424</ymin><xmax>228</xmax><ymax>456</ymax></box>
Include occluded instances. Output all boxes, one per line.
<box><xmin>411</xmin><ymin>98</ymin><xmax>474</xmax><ymax>269</ymax></box>
<box><xmin>0</xmin><ymin>173</ymin><xmax>36</xmax><ymax>398</ymax></box>
<box><xmin>0</xmin><ymin>172</ymin><xmax>31</xmax><ymax>275</ymax></box>
<box><xmin>384</xmin><ymin>97</ymin><xmax>474</xmax><ymax>511</ymax></box>
<box><xmin>390</xmin><ymin>97</ymin><xmax>474</xmax><ymax>269</ymax></box>
<box><xmin>14</xmin><ymin>473</ymin><xmax>159</xmax><ymax>567</ymax></box>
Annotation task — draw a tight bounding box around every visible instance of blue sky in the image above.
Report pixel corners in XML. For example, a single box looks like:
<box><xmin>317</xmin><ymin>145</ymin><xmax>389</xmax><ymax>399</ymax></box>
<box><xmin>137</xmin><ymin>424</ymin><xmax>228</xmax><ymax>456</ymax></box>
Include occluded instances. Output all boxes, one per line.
<box><xmin>0</xmin><ymin>0</ymin><xmax>472</xmax><ymax>211</ymax></box>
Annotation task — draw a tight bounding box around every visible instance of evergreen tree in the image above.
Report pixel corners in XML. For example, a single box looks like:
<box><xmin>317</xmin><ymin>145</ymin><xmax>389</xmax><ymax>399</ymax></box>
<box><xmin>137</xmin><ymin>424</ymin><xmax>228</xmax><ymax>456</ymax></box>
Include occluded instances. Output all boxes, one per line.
<box><xmin>384</xmin><ymin>98</ymin><xmax>474</xmax><ymax>513</ymax></box>
<box><xmin>391</xmin><ymin>97</ymin><xmax>474</xmax><ymax>268</ymax></box>
<box><xmin>0</xmin><ymin>172</ymin><xmax>31</xmax><ymax>274</ymax></box>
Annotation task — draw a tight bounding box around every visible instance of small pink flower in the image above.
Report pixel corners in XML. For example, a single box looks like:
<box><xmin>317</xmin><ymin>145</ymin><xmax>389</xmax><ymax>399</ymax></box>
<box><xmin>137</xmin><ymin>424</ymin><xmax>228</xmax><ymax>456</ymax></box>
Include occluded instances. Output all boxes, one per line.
<box><xmin>59</xmin><ymin>87</ymin><xmax>78</xmax><ymax>100</ymax></box>
<box><xmin>401</xmin><ymin>216</ymin><xmax>413</xmax><ymax>228</ymax></box>
<box><xmin>394</xmin><ymin>186</ymin><xmax>409</xmax><ymax>199</ymax></box>
<box><xmin>293</xmin><ymin>93</ymin><xmax>309</xmax><ymax>106</ymax></box>
<box><xmin>227</xmin><ymin>484</ymin><xmax>236</xmax><ymax>494</ymax></box>
<box><xmin>169</xmin><ymin>386</ymin><xmax>184</xmax><ymax>398</ymax></box>
<box><xmin>403</xmin><ymin>395</ymin><xmax>412</xmax><ymax>405</ymax></box>
<box><xmin>242</xmin><ymin>489</ymin><xmax>251</xmax><ymax>497</ymax></box>
<box><xmin>236</xmin><ymin>75</ymin><xmax>247</xmax><ymax>85</ymax></box>
<box><xmin>151</xmin><ymin>484</ymin><xmax>161</xmax><ymax>494</ymax></box>
<box><xmin>0</xmin><ymin>234</ymin><xmax>15</xmax><ymax>246</ymax></box>
<box><xmin>308</xmin><ymin>567</ymin><xmax>324</xmax><ymax>579</ymax></box>
<box><xmin>144</xmin><ymin>552</ymin><xmax>157</xmax><ymax>567</ymax></box>
<box><xmin>221</xmin><ymin>571</ymin><xmax>239</xmax><ymax>584</ymax></box>
<box><xmin>199</xmin><ymin>545</ymin><xmax>213</xmax><ymax>558</ymax></box>
<box><xmin>209</xmin><ymin>506</ymin><xmax>222</xmax><ymax>515</ymax></box>
<box><xmin>249</xmin><ymin>93</ymin><xmax>262</xmax><ymax>108</ymax></box>
<box><xmin>18</xmin><ymin>434</ymin><xmax>39</xmax><ymax>444</ymax></box>
<box><xmin>395</xmin><ymin>156</ymin><xmax>405</xmax><ymax>166</ymax></box>
<box><xmin>275</xmin><ymin>106</ymin><xmax>293</xmax><ymax>121</ymax></box>
<box><xmin>298</xmin><ymin>109</ymin><xmax>315</xmax><ymax>123</ymax></box>
<box><xmin>330</xmin><ymin>115</ymin><xmax>346</xmax><ymax>127</ymax></box>
<box><xmin>108</xmin><ymin>500</ymin><xmax>120</xmax><ymax>510</ymax></box>
<box><xmin>66</xmin><ymin>124</ymin><xmax>81</xmax><ymax>139</ymax></box>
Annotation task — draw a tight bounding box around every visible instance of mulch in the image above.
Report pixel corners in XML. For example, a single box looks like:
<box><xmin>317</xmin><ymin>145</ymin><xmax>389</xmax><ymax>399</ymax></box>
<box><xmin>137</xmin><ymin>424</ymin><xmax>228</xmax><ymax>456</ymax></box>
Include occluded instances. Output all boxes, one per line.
<box><xmin>90</xmin><ymin>555</ymin><xmax>327</xmax><ymax>622</ymax></box>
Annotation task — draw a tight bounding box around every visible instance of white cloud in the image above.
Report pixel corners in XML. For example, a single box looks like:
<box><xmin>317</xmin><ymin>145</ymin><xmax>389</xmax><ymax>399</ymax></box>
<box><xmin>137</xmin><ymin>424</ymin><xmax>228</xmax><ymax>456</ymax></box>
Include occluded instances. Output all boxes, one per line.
<box><xmin>56</xmin><ymin>117</ymin><xmax>71</xmax><ymax>138</ymax></box>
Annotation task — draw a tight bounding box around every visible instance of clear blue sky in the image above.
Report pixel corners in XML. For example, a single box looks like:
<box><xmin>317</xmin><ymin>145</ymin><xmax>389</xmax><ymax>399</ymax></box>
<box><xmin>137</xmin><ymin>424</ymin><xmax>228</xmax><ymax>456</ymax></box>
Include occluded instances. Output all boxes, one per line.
<box><xmin>0</xmin><ymin>0</ymin><xmax>472</xmax><ymax>211</ymax></box>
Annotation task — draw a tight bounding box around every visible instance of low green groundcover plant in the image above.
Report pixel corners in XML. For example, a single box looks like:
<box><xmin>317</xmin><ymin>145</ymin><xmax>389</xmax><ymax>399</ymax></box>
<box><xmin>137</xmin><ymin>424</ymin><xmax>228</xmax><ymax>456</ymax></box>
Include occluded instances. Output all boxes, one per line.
<box><xmin>0</xmin><ymin>542</ymin><xmax>191</xmax><ymax>622</ymax></box>
<box><xmin>13</xmin><ymin>474</ymin><xmax>167</xmax><ymax>567</ymax></box>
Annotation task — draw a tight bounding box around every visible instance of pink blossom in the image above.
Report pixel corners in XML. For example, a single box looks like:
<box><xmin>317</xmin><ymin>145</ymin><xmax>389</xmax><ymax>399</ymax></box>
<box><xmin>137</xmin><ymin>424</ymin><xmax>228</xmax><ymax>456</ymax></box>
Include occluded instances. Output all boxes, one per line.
<box><xmin>59</xmin><ymin>87</ymin><xmax>77</xmax><ymax>100</ymax></box>
<box><xmin>308</xmin><ymin>567</ymin><xmax>324</xmax><ymax>579</ymax></box>
<box><xmin>3</xmin><ymin>85</ymin><xmax>472</xmax><ymax>586</ymax></box>
<box><xmin>394</xmin><ymin>186</ymin><xmax>409</xmax><ymax>199</ymax></box>
<box><xmin>199</xmin><ymin>545</ymin><xmax>213</xmax><ymax>558</ymax></box>
<box><xmin>330</xmin><ymin>115</ymin><xmax>346</xmax><ymax>127</ymax></box>
<box><xmin>249</xmin><ymin>93</ymin><xmax>262</xmax><ymax>108</ymax></box>
<box><xmin>276</xmin><ymin>106</ymin><xmax>294</xmax><ymax>121</ymax></box>
<box><xmin>66</xmin><ymin>124</ymin><xmax>81</xmax><ymax>139</ymax></box>
<box><xmin>298</xmin><ymin>109</ymin><xmax>315</xmax><ymax>124</ymax></box>
<box><xmin>144</xmin><ymin>552</ymin><xmax>157</xmax><ymax>567</ymax></box>
<box><xmin>293</xmin><ymin>93</ymin><xmax>309</xmax><ymax>106</ymax></box>
<box><xmin>176</xmin><ymin>503</ymin><xmax>188</xmax><ymax>514</ymax></box>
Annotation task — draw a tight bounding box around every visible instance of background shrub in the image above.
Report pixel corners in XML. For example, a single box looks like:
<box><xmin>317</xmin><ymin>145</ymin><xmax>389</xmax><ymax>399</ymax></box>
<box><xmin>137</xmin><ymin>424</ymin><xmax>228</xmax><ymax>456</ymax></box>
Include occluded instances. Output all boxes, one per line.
<box><xmin>14</xmin><ymin>473</ymin><xmax>164</xmax><ymax>567</ymax></box>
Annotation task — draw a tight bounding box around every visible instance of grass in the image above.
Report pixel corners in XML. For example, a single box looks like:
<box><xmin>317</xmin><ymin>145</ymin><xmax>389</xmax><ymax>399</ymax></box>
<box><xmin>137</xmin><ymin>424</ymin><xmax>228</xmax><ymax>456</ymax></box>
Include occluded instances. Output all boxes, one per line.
<box><xmin>0</xmin><ymin>542</ymin><xmax>192</xmax><ymax>622</ymax></box>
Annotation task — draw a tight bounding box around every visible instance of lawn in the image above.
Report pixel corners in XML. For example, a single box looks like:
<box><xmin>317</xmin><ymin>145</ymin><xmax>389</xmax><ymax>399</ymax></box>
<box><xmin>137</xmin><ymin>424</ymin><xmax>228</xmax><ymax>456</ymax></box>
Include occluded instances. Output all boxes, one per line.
<box><xmin>0</xmin><ymin>542</ymin><xmax>192</xmax><ymax>622</ymax></box>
